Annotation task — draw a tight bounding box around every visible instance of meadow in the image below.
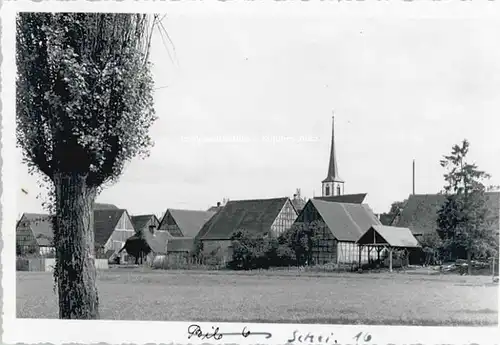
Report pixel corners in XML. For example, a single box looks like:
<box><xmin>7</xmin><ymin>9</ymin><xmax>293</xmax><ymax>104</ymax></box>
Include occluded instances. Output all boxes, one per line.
<box><xmin>17</xmin><ymin>268</ymin><xmax>498</xmax><ymax>325</ymax></box>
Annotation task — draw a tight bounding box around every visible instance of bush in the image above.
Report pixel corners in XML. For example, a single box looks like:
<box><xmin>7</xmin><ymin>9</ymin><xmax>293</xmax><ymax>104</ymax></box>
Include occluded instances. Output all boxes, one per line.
<box><xmin>419</xmin><ymin>232</ymin><xmax>444</xmax><ymax>265</ymax></box>
<box><xmin>228</xmin><ymin>229</ymin><xmax>296</xmax><ymax>270</ymax></box>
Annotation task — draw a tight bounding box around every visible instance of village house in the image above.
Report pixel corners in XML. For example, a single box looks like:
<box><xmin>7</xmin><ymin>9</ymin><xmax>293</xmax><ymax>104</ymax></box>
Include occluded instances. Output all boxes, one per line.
<box><xmin>158</xmin><ymin>208</ymin><xmax>216</xmax><ymax>237</ymax></box>
<box><xmin>93</xmin><ymin>207</ymin><xmax>136</xmax><ymax>262</ymax></box>
<box><xmin>282</xmin><ymin>116</ymin><xmax>385</xmax><ymax>266</ymax></box>
<box><xmin>295</xmin><ymin>198</ymin><xmax>381</xmax><ymax>265</ymax></box>
<box><xmin>131</xmin><ymin>214</ymin><xmax>160</xmax><ymax>235</ymax></box>
<box><xmin>16</xmin><ymin>213</ymin><xmax>54</xmax><ymax>256</ymax></box>
<box><xmin>390</xmin><ymin>192</ymin><xmax>500</xmax><ymax>263</ymax></box>
<box><xmin>391</xmin><ymin>192</ymin><xmax>500</xmax><ymax>239</ymax></box>
<box><xmin>197</xmin><ymin>196</ymin><xmax>298</xmax><ymax>262</ymax></box>
<box><xmin>391</xmin><ymin>192</ymin><xmax>500</xmax><ymax>238</ymax></box>
<box><xmin>16</xmin><ymin>203</ymin><xmax>129</xmax><ymax>258</ymax></box>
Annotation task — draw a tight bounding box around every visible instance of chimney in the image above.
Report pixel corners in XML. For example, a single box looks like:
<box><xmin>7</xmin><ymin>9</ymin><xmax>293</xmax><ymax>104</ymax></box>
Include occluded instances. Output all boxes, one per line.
<box><xmin>412</xmin><ymin>159</ymin><xmax>416</xmax><ymax>195</ymax></box>
<box><xmin>217</xmin><ymin>201</ymin><xmax>221</xmax><ymax>207</ymax></box>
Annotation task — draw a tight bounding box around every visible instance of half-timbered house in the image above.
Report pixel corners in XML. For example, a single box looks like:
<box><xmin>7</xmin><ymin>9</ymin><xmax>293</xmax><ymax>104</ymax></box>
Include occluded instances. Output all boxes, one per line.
<box><xmin>94</xmin><ymin>208</ymin><xmax>136</xmax><ymax>262</ymax></box>
<box><xmin>294</xmin><ymin>199</ymin><xmax>381</xmax><ymax>265</ymax></box>
<box><xmin>131</xmin><ymin>214</ymin><xmax>160</xmax><ymax>235</ymax></box>
<box><xmin>198</xmin><ymin>197</ymin><xmax>298</xmax><ymax>262</ymax></box>
<box><xmin>158</xmin><ymin>209</ymin><xmax>216</xmax><ymax>237</ymax></box>
<box><xmin>16</xmin><ymin>213</ymin><xmax>54</xmax><ymax>256</ymax></box>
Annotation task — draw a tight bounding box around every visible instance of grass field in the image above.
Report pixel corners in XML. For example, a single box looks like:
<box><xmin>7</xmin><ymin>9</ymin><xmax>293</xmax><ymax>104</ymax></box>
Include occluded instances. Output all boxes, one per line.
<box><xmin>17</xmin><ymin>268</ymin><xmax>498</xmax><ymax>326</ymax></box>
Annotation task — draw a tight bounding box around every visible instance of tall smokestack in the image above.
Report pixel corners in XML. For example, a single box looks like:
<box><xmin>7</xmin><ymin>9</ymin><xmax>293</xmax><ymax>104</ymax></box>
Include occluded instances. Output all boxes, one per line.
<box><xmin>412</xmin><ymin>159</ymin><xmax>415</xmax><ymax>195</ymax></box>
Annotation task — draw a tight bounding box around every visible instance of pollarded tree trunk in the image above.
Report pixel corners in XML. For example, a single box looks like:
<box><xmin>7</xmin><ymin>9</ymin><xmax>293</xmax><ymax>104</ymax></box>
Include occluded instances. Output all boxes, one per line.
<box><xmin>53</xmin><ymin>173</ymin><xmax>99</xmax><ymax>319</ymax></box>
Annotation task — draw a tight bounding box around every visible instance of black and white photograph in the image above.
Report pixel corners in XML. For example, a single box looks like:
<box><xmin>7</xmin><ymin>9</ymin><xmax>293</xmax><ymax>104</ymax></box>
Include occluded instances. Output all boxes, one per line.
<box><xmin>1</xmin><ymin>1</ymin><xmax>499</xmax><ymax>344</ymax></box>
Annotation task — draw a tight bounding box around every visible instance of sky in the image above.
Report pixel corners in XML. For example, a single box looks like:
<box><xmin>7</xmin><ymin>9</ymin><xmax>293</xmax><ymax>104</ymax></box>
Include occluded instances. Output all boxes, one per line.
<box><xmin>16</xmin><ymin>12</ymin><xmax>500</xmax><ymax>218</ymax></box>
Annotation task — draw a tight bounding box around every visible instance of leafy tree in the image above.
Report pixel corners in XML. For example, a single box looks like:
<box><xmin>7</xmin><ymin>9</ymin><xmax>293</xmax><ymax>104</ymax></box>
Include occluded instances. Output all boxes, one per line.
<box><xmin>228</xmin><ymin>229</ymin><xmax>256</xmax><ymax>270</ymax></box>
<box><xmin>16</xmin><ymin>13</ymin><xmax>158</xmax><ymax>318</ymax></box>
<box><xmin>276</xmin><ymin>244</ymin><xmax>295</xmax><ymax>266</ymax></box>
<box><xmin>419</xmin><ymin>231</ymin><xmax>444</xmax><ymax>266</ymax></box>
<box><xmin>118</xmin><ymin>234</ymin><xmax>151</xmax><ymax>264</ymax></box>
<box><xmin>279</xmin><ymin>220</ymin><xmax>325</xmax><ymax>266</ymax></box>
<box><xmin>379</xmin><ymin>200</ymin><xmax>406</xmax><ymax>226</ymax></box>
<box><xmin>437</xmin><ymin>139</ymin><xmax>497</xmax><ymax>275</ymax></box>
<box><xmin>229</xmin><ymin>230</ymin><xmax>290</xmax><ymax>269</ymax></box>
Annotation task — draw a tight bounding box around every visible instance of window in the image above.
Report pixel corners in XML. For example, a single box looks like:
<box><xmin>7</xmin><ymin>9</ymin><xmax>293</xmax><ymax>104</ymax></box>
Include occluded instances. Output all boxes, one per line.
<box><xmin>337</xmin><ymin>185</ymin><xmax>341</xmax><ymax>195</ymax></box>
<box><xmin>325</xmin><ymin>185</ymin><xmax>330</xmax><ymax>196</ymax></box>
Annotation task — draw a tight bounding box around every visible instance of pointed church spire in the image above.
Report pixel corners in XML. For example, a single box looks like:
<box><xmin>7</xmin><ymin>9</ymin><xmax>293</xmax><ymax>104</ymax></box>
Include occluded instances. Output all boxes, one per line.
<box><xmin>322</xmin><ymin>114</ymin><xmax>343</xmax><ymax>183</ymax></box>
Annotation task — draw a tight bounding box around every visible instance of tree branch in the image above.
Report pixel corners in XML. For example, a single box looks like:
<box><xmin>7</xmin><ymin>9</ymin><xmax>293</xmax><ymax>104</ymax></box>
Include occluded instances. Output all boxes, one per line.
<box><xmin>87</xmin><ymin>135</ymin><xmax>121</xmax><ymax>187</ymax></box>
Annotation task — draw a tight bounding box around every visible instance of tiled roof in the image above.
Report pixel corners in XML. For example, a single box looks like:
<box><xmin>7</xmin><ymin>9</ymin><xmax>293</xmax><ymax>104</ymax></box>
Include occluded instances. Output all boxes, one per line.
<box><xmin>207</xmin><ymin>206</ymin><xmax>223</xmax><ymax>212</ymax></box>
<box><xmin>392</xmin><ymin>192</ymin><xmax>500</xmax><ymax>235</ymax></box>
<box><xmin>167</xmin><ymin>237</ymin><xmax>195</xmax><ymax>252</ymax></box>
<box><xmin>94</xmin><ymin>209</ymin><xmax>125</xmax><ymax>247</ymax></box>
<box><xmin>161</xmin><ymin>209</ymin><xmax>216</xmax><ymax>238</ymax></box>
<box><xmin>195</xmin><ymin>209</ymin><xmax>222</xmax><ymax>240</ymax></box>
<box><xmin>20</xmin><ymin>213</ymin><xmax>53</xmax><ymax>246</ymax></box>
<box><xmin>357</xmin><ymin>225</ymin><xmax>420</xmax><ymax>248</ymax></box>
<box><xmin>314</xmin><ymin>193</ymin><xmax>367</xmax><ymax>204</ymax></box>
<box><xmin>309</xmin><ymin>199</ymin><xmax>382</xmax><ymax>242</ymax></box>
<box><xmin>131</xmin><ymin>214</ymin><xmax>159</xmax><ymax>233</ymax></box>
<box><xmin>18</xmin><ymin>208</ymin><xmax>131</xmax><ymax>248</ymax></box>
<box><xmin>200</xmin><ymin>197</ymin><xmax>290</xmax><ymax>240</ymax></box>
<box><xmin>143</xmin><ymin>230</ymin><xmax>172</xmax><ymax>254</ymax></box>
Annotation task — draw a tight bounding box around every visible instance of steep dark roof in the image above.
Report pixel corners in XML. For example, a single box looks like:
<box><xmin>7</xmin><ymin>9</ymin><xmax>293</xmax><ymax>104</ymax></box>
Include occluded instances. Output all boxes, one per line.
<box><xmin>309</xmin><ymin>199</ymin><xmax>381</xmax><ymax>242</ymax></box>
<box><xmin>131</xmin><ymin>214</ymin><xmax>159</xmax><ymax>233</ymax></box>
<box><xmin>357</xmin><ymin>225</ymin><xmax>420</xmax><ymax>248</ymax></box>
<box><xmin>94</xmin><ymin>209</ymin><xmax>126</xmax><ymax>247</ymax></box>
<box><xmin>200</xmin><ymin>197</ymin><xmax>290</xmax><ymax>240</ymax></box>
<box><xmin>196</xmin><ymin>209</ymin><xmax>223</xmax><ymax>240</ymax></box>
<box><xmin>19</xmin><ymin>213</ymin><xmax>53</xmax><ymax>246</ymax></box>
<box><xmin>94</xmin><ymin>203</ymin><xmax>119</xmax><ymax>210</ymax></box>
<box><xmin>161</xmin><ymin>209</ymin><xmax>216</xmax><ymax>238</ymax></box>
<box><xmin>392</xmin><ymin>192</ymin><xmax>500</xmax><ymax>235</ymax></box>
<box><xmin>167</xmin><ymin>237</ymin><xmax>195</xmax><ymax>252</ymax></box>
<box><xmin>18</xmin><ymin>208</ymin><xmax>130</xmax><ymax>248</ymax></box>
<box><xmin>314</xmin><ymin>193</ymin><xmax>367</xmax><ymax>204</ymax></box>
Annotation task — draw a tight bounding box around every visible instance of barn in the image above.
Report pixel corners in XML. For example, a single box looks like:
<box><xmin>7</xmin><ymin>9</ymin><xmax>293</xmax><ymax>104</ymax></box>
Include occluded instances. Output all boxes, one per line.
<box><xmin>158</xmin><ymin>209</ymin><xmax>216</xmax><ymax>237</ymax></box>
<box><xmin>294</xmin><ymin>199</ymin><xmax>381</xmax><ymax>265</ymax></box>
<box><xmin>94</xmin><ymin>208</ymin><xmax>136</xmax><ymax>262</ymax></box>
<box><xmin>392</xmin><ymin>192</ymin><xmax>500</xmax><ymax>238</ymax></box>
<box><xmin>16</xmin><ymin>203</ymin><xmax>126</xmax><ymax>258</ymax></box>
<box><xmin>198</xmin><ymin>197</ymin><xmax>298</xmax><ymax>263</ymax></box>
<box><xmin>356</xmin><ymin>225</ymin><xmax>421</xmax><ymax>271</ymax></box>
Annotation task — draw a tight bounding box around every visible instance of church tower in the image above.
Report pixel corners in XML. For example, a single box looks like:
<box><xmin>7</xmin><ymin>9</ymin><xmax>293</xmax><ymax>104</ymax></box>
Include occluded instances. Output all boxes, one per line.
<box><xmin>322</xmin><ymin>115</ymin><xmax>344</xmax><ymax>197</ymax></box>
